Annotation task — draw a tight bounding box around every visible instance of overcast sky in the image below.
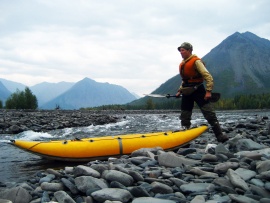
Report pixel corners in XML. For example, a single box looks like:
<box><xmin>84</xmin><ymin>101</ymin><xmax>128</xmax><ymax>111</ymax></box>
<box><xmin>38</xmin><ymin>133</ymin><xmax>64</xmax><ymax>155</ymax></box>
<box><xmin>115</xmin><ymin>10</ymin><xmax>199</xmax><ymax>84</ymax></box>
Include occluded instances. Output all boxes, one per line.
<box><xmin>0</xmin><ymin>0</ymin><xmax>269</xmax><ymax>96</ymax></box>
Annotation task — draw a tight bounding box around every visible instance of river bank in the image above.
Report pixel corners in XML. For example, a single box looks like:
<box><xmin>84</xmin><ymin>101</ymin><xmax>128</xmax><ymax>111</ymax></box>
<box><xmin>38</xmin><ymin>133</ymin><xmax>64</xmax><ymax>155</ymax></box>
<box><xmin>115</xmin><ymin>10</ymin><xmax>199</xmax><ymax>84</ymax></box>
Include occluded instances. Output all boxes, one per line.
<box><xmin>1</xmin><ymin>110</ymin><xmax>270</xmax><ymax>203</ymax></box>
<box><xmin>0</xmin><ymin>109</ymin><xmax>183</xmax><ymax>135</ymax></box>
<box><xmin>0</xmin><ymin>109</ymin><xmax>266</xmax><ymax>135</ymax></box>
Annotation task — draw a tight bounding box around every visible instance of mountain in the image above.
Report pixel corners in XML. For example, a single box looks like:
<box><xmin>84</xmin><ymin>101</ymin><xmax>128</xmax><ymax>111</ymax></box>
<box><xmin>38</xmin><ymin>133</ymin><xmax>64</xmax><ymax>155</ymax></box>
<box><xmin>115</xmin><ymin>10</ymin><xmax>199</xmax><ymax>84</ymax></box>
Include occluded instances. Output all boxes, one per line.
<box><xmin>130</xmin><ymin>31</ymin><xmax>270</xmax><ymax>105</ymax></box>
<box><xmin>0</xmin><ymin>82</ymin><xmax>11</xmax><ymax>103</ymax></box>
<box><xmin>30</xmin><ymin>81</ymin><xmax>75</xmax><ymax>106</ymax></box>
<box><xmin>131</xmin><ymin>92</ymin><xmax>141</xmax><ymax>99</ymax></box>
<box><xmin>203</xmin><ymin>31</ymin><xmax>270</xmax><ymax>97</ymax></box>
<box><xmin>0</xmin><ymin>78</ymin><xmax>26</xmax><ymax>92</ymax></box>
<box><xmin>41</xmin><ymin>77</ymin><xmax>137</xmax><ymax>109</ymax></box>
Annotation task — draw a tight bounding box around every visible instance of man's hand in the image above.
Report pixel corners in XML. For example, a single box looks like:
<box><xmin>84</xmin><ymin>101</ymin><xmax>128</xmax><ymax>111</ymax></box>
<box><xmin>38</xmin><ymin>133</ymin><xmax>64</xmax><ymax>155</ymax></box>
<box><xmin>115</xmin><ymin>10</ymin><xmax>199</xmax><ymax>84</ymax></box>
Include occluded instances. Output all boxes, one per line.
<box><xmin>176</xmin><ymin>91</ymin><xmax>181</xmax><ymax>98</ymax></box>
<box><xmin>204</xmin><ymin>91</ymin><xmax>212</xmax><ymax>100</ymax></box>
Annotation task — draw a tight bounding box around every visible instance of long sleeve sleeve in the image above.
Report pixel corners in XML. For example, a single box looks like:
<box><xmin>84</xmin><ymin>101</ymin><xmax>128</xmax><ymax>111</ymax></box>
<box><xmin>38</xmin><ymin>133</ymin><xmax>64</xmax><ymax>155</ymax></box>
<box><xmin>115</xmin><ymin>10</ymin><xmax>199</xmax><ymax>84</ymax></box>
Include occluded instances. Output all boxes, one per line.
<box><xmin>195</xmin><ymin>60</ymin><xmax>214</xmax><ymax>91</ymax></box>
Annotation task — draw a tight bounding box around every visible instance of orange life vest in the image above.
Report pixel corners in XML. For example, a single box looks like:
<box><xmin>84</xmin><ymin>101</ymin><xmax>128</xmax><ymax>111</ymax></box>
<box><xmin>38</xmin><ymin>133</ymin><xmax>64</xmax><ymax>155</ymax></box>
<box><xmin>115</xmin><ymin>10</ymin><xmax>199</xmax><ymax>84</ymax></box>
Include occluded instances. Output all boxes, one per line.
<box><xmin>179</xmin><ymin>56</ymin><xmax>203</xmax><ymax>84</ymax></box>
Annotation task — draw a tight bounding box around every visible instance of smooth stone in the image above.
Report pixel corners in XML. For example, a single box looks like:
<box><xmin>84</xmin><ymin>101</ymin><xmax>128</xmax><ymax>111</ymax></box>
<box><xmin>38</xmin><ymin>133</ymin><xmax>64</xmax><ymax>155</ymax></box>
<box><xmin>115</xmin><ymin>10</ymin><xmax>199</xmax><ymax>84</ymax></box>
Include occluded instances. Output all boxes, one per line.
<box><xmin>41</xmin><ymin>191</ymin><xmax>50</xmax><ymax>202</ymax></box>
<box><xmin>132</xmin><ymin>197</ymin><xmax>176</xmax><ymax>203</ymax></box>
<box><xmin>214</xmin><ymin>162</ymin><xmax>239</xmax><ymax>174</ymax></box>
<box><xmin>139</xmin><ymin>160</ymin><xmax>159</xmax><ymax>168</ymax></box>
<box><xmin>0</xmin><ymin>199</ymin><xmax>12</xmax><ymax>203</ymax></box>
<box><xmin>131</xmin><ymin>147</ymin><xmax>163</xmax><ymax>157</ymax></box>
<box><xmin>90</xmin><ymin>163</ymin><xmax>110</xmax><ymax>174</ymax></box>
<box><xmin>169</xmin><ymin>178</ymin><xmax>187</xmax><ymax>187</ymax></box>
<box><xmin>189</xmin><ymin>167</ymin><xmax>218</xmax><ymax>178</ymax></box>
<box><xmin>236</xmin><ymin>139</ymin><xmax>265</xmax><ymax>151</ymax></box>
<box><xmin>61</xmin><ymin>178</ymin><xmax>79</xmax><ymax>194</ymax></box>
<box><xmin>39</xmin><ymin>174</ymin><xmax>55</xmax><ymax>184</ymax></box>
<box><xmin>109</xmin><ymin>181</ymin><xmax>126</xmax><ymax>189</ymax></box>
<box><xmin>249</xmin><ymin>178</ymin><xmax>265</xmax><ymax>187</ymax></box>
<box><xmin>74</xmin><ymin>176</ymin><xmax>108</xmax><ymax>193</ymax></box>
<box><xmin>256</xmin><ymin>160</ymin><xmax>270</xmax><ymax>173</ymax></box>
<box><xmin>211</xmin><ymin>195</ymin><xmax>231</xmax><ymax>203</ymax></box>
<box><xmin>150</xmin><ymin>181</ymin><xmax>173</xmax><ymax>194</ymax></box>
<box><xmin>54</xmin><ymin>190</ymin><xmax>76</xmax><ymax>203</ymax></box>
<box><xmin>235</xmin><ymin>151</ymin><xmax>262</xmax><ymax>160</ymax></box>
<box><xmin>18</xmin><ymin>182</ymin><xmax>33</xmax><ymax>191</ymax></box>
<box><xmin>91</xmin><ymin>188</ymin><xmax>132</xmax><ymax>203</ymax></box>
<box><xmin>171</xmin><ymin>167</ymin><xmax>184</xmax><ymax>177</ymax></box>
<box><xmin>128</xmin><ymin>170</ymin><xmax>144</xmax><ymax>182</ymax></box>
<box><xmin>158</xmin><ymin>152</ymin><xmax>199</xmax><ymax>167</ymax></box>
<box><xmin>265</xmin><ymin>182</ymin><xmax>270</xmax><ymax>191</ymax></box>
<box><xmin>102</xmin><ymin>170</ymin><xmax>134</xmax><ymax>186</ymax></box>
<box><xmin>205</xmin><ymin>144</ymin><xmax>217</xmax><ymax>154</ymax></box>
<box><xmin>129</xmin><ymin>186</ymin><xmax>151</xmax><ymax>197</ymax></box>
<box><xmin>177</xmin><ymin>148</ymin><xmax>197</xmax><ymax>156</ymax></box>
<box><xmin>46</xmin><ymin>168</ymin><xmax>63</xmax><ymax>177</ymax></box>
<box><xmin>0</xmin><ymin>187</ymin><xmax>32</xmax><ymax>203</ymax></box>
<box><xmin>64</xmin><ymin>166</ymin><xmax>74</xmax><ymax>174</ymax></box>
<box><xmin>154</xmin><ymin>193</ymin><xmax>182</xmax><ymax>201</ymax></box>
<box><xmin>180</xmin><ymin>182</ymin><xmax>215</xmax><ymax>193</ymax></box>
<box><xmin>114</xmin><ymin>165</ymin><xmax>130</xmax><ymax>174</ymax></box>
<box><xmin>162</xmin><ymin>172</ymin><xmax>174</xmax><ymax>178</ymax></box>
<box><xmin>250</xmin><ymin>184</ymin><xmax>270</xmax><ymax>198</ymax></box>
<box><xmin>201</xmin><ymin>154</ymin><xmax>218</xmax><ymax>162</ymax></box>
<box><xmin>129</xmin><ymin>157</ymin><xmax>153</xmax><ymax>165</ymax></box>
<box><xmin>257</xmin><ymin>171</ymin><xmax>270</xmax><ymax>181</ymax></box>
<box><xmin>216</xmin><ymin>153</ymin><xmax>229</xmax><ymax>161</ymax></box>
<box><xmin>73</xmin><ymin>165</ymin><xmax>100</xmax><ymax>177</ymax></box>
<box><xmin>190</xmin><ymin>195</ymin><xmax>205</xmax><ymax>203</ymax></box>
<box><xmin>260</xmin><ymin>198</ymin><xmax>270</xmax><ymax>203</ymax></box>
<box><xmin>40</xmin><ymin>182</ymin><xmax>64</xmax><ymax>192</ymax></box>
<box><xmin>235</xmin><ymin>167</ymin><xmax>257</xmax><ymax>181</ymax></box>
<box><xmin>235</xmin><ymin>147</ymin><xmax>270</xmax><ymax>160</ymax></box>
<box><xmin>215</xmin><ymin>143</ymin><xmax>233</xmax><ymax>157</ymax></box>
<box><xmin>226</xmin><ymin>169</ymin><xmax>249</xmax><ymax>191</ymax></box>
<box><xmin>228</xmin><ymin>194</ymin><xmax>259</xmax><ymax>203</ymax></box>
<box><xmin>186</xmin><ymin>153</ymin><xmax>203</xmax><ymax>160</ymax></box>
<box><xmin>174</xmin><ymin>191</ymin><xmax>186</xmax><ymax>199</ymax></box>
<box><xmin>146</xmin><ymin>169</ymin><xmax>162</xmax><ymax>178</ymax></box>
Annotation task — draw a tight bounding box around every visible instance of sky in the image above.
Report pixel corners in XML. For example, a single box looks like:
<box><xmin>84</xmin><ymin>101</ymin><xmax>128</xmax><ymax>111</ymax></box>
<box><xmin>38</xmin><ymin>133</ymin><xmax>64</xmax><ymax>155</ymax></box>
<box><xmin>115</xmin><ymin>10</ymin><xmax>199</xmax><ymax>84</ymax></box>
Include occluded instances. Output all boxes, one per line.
<box><xmin>0</xmin><ymin>0</ymin><xmax>269</xmax><ymax>97</ymax></box>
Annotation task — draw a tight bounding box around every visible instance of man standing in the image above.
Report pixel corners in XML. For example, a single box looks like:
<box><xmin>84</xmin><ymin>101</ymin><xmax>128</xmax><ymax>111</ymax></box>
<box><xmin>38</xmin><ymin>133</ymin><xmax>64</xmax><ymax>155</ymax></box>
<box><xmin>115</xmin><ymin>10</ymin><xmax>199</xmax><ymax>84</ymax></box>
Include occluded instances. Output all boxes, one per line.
<box><xmin>175</xmin><ymin>42</ymin><xmax>228</xmax><ymax>143</ymax></box>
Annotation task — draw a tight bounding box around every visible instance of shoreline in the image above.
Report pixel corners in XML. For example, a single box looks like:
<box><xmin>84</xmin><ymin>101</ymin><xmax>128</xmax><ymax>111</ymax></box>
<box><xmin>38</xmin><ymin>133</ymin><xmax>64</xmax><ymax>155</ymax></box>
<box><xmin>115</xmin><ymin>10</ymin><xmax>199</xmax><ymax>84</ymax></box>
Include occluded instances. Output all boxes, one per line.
<box><xmin>1</xmin><ymin>108</ymin><xmax>269</xmax><ymax>135</ymax></box>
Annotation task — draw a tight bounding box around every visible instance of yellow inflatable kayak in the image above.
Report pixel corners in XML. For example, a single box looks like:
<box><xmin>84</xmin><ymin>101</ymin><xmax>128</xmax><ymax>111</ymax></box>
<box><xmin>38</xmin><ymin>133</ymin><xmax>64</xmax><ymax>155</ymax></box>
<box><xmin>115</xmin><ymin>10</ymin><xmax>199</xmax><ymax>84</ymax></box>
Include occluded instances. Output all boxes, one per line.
<box><xmin>10</xmin><ymin>125</ymin><xmax>208</xmax><ymax>162</ymax></box>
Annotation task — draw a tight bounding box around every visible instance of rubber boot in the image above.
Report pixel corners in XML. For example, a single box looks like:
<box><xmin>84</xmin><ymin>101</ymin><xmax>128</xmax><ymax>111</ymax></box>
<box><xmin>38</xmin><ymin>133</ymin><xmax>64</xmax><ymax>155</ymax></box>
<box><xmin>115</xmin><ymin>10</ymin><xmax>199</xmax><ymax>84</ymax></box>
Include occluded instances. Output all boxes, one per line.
<box><xmin>180</xmin><ymin>110</ymin><xmax>192</xmax><ymax>129</ymax></box>
<box><xmin>212</xmin><ymin>122</ymin><xmax>228</xmax><ymax>143</ymax></box>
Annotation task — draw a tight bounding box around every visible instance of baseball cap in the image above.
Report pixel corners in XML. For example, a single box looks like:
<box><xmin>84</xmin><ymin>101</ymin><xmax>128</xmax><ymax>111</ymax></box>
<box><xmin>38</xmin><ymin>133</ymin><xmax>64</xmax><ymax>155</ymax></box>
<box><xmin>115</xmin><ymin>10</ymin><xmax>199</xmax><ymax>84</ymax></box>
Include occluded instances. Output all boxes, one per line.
<box><xmin>177</xmin><ymin>42</ymin><xmax>193</xmax><ymax>51</ymax></box>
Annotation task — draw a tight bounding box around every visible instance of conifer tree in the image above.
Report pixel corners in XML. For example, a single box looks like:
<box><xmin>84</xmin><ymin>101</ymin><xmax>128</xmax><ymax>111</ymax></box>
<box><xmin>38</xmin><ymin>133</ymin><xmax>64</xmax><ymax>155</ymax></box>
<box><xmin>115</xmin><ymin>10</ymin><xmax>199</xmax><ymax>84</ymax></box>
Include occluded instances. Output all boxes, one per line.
<box><xmin>5</xmin><ymin>87</ymin><xmax>38</xmax><ymax>109</ymax></box>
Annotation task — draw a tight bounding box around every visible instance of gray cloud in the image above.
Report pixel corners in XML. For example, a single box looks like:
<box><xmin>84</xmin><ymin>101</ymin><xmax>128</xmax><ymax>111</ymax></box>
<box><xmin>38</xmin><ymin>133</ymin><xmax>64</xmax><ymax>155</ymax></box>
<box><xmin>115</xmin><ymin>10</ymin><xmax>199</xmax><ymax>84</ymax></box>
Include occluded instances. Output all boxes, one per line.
<box><xmin>0</xmin><ymin>0</ymin><xmax>269</xmax><ymax>96</ymax></box>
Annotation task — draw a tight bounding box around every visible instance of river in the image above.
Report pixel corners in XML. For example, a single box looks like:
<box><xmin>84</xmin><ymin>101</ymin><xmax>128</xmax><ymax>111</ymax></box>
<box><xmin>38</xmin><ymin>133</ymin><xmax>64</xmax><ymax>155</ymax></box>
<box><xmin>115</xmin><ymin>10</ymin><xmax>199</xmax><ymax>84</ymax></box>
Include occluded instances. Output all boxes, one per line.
<box><xmin>0</xmin><ymin>110</ymin><xmax>269</xmax><ymax>184</ymax></box>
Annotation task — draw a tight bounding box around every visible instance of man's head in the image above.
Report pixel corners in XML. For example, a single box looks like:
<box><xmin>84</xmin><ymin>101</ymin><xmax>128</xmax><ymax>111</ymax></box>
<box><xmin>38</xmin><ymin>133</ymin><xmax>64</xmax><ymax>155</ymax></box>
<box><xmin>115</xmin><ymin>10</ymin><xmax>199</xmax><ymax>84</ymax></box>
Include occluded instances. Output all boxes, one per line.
<box><xmin>177</xmin><ymin>42</ymin><xmax>193</xmax><ymax>52</ymax></box>
<box><xmin>178</xmin><ymin>42</ymin><xmax>193</xmax><ymax>59</ymax></box>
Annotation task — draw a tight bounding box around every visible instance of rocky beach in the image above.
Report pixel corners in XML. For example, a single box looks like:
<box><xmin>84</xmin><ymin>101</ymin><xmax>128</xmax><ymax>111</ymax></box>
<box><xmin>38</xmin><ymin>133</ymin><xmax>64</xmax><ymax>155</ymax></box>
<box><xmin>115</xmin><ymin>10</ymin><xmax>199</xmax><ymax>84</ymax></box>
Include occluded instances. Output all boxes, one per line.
<box><xmin>0</xmin><ymin>109</ymin><xmax>121</xmax><ymax>135</ymax></box>
<box><xmin>1</xmin><ymin>110</ymin><xmax>270</xmax><ymax>203</ymax></box>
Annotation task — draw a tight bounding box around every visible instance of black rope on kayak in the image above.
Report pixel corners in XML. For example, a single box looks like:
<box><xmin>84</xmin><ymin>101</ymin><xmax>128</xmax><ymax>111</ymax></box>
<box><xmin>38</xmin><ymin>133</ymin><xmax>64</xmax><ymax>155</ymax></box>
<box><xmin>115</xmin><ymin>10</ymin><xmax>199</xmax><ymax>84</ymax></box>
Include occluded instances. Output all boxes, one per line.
<box><xmin>117</xmin><ymin>137</ymin><xmax>123</xmax><ymax>154</ymax></box>
<box><xmin>72</xmin><ymin>138</ymin><xmax>82</xmax><ymax>141</ymax></box>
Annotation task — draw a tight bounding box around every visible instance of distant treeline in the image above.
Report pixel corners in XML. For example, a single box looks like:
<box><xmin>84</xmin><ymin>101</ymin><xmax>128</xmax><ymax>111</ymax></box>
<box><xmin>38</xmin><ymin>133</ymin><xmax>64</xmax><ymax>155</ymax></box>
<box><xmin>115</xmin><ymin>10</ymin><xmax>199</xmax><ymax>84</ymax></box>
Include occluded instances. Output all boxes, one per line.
<box><xmin>215</xmin><ymin>93</ymin><xmax>270</xmax><ymax>110</ymax></box>
<box><xmin>0</xmin><ymin>87</ymin><xmax>38</xmax><ymax>109</ymax></box>
<box><xmin>84</xmin><ymin>93</ymin><xmax>270</xmax><ymax>111</ymax></box>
